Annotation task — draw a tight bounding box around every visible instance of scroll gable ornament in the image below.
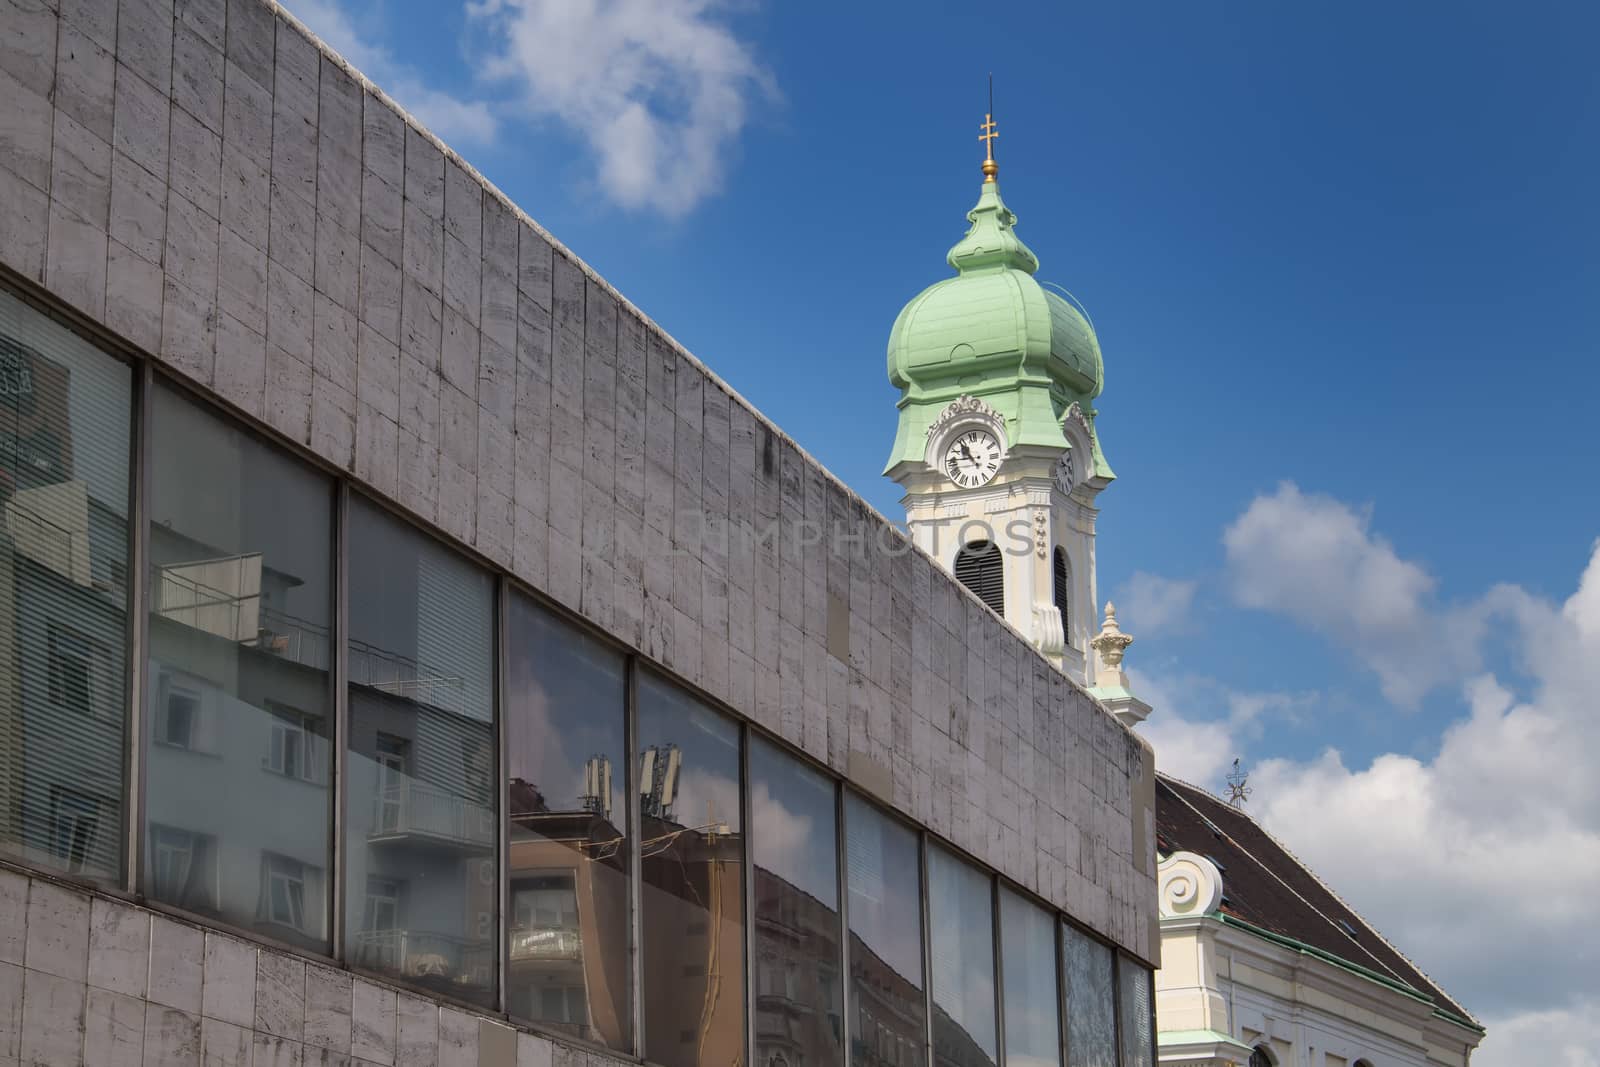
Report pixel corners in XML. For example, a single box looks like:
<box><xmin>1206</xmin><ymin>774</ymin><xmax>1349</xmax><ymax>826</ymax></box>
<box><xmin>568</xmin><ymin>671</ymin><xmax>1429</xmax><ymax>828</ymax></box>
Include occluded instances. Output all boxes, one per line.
<box><xmin>1158</xmin><ymin>851</ymin><xmax>1224</xmax><ymax>918</ymax></box>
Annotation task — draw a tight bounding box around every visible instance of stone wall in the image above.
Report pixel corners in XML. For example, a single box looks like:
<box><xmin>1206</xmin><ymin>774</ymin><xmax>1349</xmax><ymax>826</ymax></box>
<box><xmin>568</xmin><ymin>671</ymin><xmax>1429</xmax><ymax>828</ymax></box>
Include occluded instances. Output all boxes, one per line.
<box><xmin>0</xmin><ymin>0</ymin><xmax>1155</xmax><ymax>974</ymax></box>
<box><xmin>0</xmin><ymin>863</ymin><xmax>565</xmax><ymax>1066</ymax></box>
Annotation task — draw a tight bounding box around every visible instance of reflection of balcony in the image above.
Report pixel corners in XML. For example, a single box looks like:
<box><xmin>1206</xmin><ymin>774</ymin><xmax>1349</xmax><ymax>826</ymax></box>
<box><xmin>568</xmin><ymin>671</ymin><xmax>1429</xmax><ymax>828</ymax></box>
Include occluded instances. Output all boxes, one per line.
<box><xmin>369</xmin><ymin>782</ymin><xmax>494</xmax><ymax>851</ymax></box>
<box><xmin>353</xmin><ymin>929</ymin><xmax>494</xmax><ymax>986</ymax></box>
<box><xmin>508</xmin><ymin>925</ymin><xmax>584</xmax><ymax>962</ymax></box>
<box><xmin>257</xmin><ymin>607</ymin><xmax>331</xmax><ymax>670</ymax></box>
<box><xmin>4</xmin><ymin>481</ymin><xmax>92</xmax><ymax>587</ymax></box>
<box><xmin>155</xmin><ymin>553</ymin><xmax>262</xmax><ymax>642</ymax></box>
<box><xmin>349</xmin><ymin>640</ymin><xmax>468</xmax><ymax>716</ymax></box>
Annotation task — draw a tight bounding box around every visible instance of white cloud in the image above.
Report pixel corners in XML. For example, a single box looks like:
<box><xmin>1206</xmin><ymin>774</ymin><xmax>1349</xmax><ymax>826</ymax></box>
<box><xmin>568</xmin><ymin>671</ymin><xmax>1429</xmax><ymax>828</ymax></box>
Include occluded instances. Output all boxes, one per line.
<box><xmin>466</xmin><ymin>0</ymin><xmax>774</xmax><ymax>216</ymax></box>
<box><xmin>1143</xmin><ymin>482</ymin><xmax>1600</xmax><ymax>1035</ymax></box>
<box><xmin>1222</xmin><ymin>482</ymin><xmax>1491</xmax><ymax>706</ymax></box>
<box><xmin>1116</xmin><ymin>572</ymin><xmax>1198</xmax><ymax>635</ymax></box>
<box><xmin>749</xmin><ymin>779</ymin><xmax>813</xmax><ymax>860</ymax></box>
<box><xmin>1475</xmin><ymin>1002</ymin><xmax>1600</xmax><ymax>1067</ymax></box>
<box><xmin>1184</xmin><ymin>535</ymin><xmax>1600</xmax><ymax>1027</ymax></box>
<box><xmin>286</xmin><ymin>0</ymin><xmax>499</xmax><ymax>145</ymax></box>
<box><xmin>1139</xmin><ymin>702</ymin><xmax>1237</xmax><ymax>785</ymax></box>
<box><xmin>1132</xmin><ymin>669</ymin><xmax>1311</xmax><ymax>788</ymax></box>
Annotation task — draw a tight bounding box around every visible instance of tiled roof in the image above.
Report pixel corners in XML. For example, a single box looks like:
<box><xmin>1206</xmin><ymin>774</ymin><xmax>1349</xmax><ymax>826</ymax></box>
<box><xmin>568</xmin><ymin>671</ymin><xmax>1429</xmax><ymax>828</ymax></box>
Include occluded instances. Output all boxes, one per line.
<box><xmin>1156</xmin><ymin>774</ymin><xmax>1478</xmax><ymax>1029</ymax></box>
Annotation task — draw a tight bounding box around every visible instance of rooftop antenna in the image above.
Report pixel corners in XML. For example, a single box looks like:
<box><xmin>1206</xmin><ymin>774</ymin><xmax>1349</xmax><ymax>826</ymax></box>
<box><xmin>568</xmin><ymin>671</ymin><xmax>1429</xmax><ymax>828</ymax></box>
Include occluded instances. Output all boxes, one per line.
<box><xmin>1226</xmin><ymin>758</ymin><xmax>1252</xmax><ymax>809</ymax></box>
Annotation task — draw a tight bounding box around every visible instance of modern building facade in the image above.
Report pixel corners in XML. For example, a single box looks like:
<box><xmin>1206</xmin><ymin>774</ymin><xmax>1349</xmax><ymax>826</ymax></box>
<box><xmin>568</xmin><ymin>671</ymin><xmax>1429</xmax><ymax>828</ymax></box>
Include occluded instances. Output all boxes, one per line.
<box><xmin>0</xmin><ymin>2</ymin><xmax>1160</xmax><ymax>1067</ymax></box>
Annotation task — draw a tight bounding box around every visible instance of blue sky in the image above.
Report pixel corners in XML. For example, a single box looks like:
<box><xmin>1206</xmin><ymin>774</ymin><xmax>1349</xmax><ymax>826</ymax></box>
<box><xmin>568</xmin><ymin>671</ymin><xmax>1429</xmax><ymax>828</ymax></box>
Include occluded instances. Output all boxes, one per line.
<box><xmin>289</xmin><ymin>0</ymin><xmax>1600</xmax><ymax>1058</ymax></box>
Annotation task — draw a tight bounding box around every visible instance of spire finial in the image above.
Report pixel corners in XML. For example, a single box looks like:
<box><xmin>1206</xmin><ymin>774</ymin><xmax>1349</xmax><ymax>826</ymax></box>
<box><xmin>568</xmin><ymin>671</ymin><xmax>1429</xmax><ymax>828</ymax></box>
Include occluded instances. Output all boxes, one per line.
<box><xmin>979</xmin><ymin>74</ymin><xmax>999</xmax><ymax>182</ymax></box>
<box><xmin>1090</xmin><ymin>601</ymin><xmax>1133</xmax><ymax>669</ymax></box>
<box><xmin>1087</xmin><ymin>600</ymin><xmax>1151</xmax><ymax>727</ymax></box>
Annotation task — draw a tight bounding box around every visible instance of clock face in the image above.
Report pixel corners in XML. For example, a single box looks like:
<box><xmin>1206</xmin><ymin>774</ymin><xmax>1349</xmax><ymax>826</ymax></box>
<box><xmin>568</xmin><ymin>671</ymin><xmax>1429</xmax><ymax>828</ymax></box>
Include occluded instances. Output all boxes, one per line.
<box><xmin>1054</xmin><ymin>452</ymin><xmax>1076</xmax><ymax>495</ymax></box>
<box><xmin>943</xmin><ymin>429</ymin><xmax>1002</xmax><ymax>488</ymax></box>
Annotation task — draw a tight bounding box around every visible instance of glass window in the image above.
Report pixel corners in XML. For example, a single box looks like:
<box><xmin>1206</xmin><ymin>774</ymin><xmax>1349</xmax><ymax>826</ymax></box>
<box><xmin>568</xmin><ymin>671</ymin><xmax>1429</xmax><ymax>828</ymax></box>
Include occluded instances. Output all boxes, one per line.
<box><xmin>345</xmin><ymin>497</ymin><xmax>497</xmax><ymax>1005</ymax></box>
<box><xmin>845</xmin><ymin>793</ymin><xmax>926</xmax><ymax>1067</ymax></box>
<box><xmin>637</xmin><ymin>671</ymin><xmax>744</xmax><ymax>1067</ymax></box>
<box><xmin>1061</xmin><ymin>923</ymin><xmax>1116</xmax><ymax>1067</ymax></box>
<box><xmin>1000</xmin><ymin>888</ymin><xmax>1059</xmax><ymax>1067</ymax></box>
<box><xmin>505</xmin><ymin>595</ymin><xmax>631</xmax><ymax>1049</ymax></box>
<box><xmin>928</xmin><ymin>845</ymin><xmax>997</xmax><ymax>1067</ymax></box>
<box><xmin>1116</xmin><ymin>957</ymin><xmax>1153</xmax><ymax>1067</ymax></box>
<box><xmin>143</xmin><ymin>385</ymin><xmax>334</xmax><ymax>948</ymax></box>
<box><xmin>751</xmin><ymin>738</ymin><xmax>843</xmax><ymax>1067</ymax></box>
<box><xmin>0</xmin><ymin>287</ymin><xmax>132</xmax><ymax>884</ymax></box>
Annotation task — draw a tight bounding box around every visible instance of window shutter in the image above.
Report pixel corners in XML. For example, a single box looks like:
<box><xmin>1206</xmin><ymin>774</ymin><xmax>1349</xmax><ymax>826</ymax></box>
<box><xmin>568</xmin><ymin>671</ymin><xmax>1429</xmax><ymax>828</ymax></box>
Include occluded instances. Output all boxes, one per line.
<box><xmin>1053</xmin><ymin>547</ymin><xmax>1071</xmax><ymax>640</ymax></box>
<box><xmin>954</xmin><ymin>541</ymin><xmax>1004</xmax><ymax>616</ymax></box>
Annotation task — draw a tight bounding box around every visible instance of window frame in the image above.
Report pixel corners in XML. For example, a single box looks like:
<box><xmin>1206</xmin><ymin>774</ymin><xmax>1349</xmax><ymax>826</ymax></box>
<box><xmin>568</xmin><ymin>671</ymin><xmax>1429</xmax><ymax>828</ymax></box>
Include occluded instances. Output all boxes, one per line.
<box><xmin>262</xmin><ymin>852</ymin><xmax>311</xmax><ymax>932</ymax></box>
<box><xmin>153</xmin><ymin>671</ymin><xmax>204</xmax><ymax>752</ymax></box>
<box><xmin>47</xmin><ymin>785</ymin><xmax>103</xmax><ymax>873</ymax></box>
<box><xmin>265</xmin><ymin>705</ymin><xmax>322</xmax><ymax>783</ymax></box>
<box><xmin>46</xmin><ymin>622</ymin><xmax>99</xmax><ymax>711</ymax></box>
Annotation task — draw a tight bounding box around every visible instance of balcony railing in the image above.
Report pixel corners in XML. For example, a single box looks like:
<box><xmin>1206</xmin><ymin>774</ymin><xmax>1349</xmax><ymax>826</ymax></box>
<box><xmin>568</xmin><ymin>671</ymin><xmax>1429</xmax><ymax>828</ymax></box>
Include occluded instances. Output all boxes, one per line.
<box><xmin>372</xmin><ymin>781</ymin><xmax>495</xmax><ymax>849</ymax></box>
<box><xmin>352</xmin><ymin>929</ymin><xmax>494</xmax><ymax>986</ymax></box>
<box><xmin>508</xmin><ymin>926</ymin><xmax>585</xmax><ymax>962</ymax></box>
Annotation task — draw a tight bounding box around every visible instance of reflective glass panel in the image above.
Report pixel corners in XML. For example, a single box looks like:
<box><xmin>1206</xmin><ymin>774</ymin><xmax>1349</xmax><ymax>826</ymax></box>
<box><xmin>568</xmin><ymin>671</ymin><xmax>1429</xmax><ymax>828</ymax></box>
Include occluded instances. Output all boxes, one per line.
<box><xmin>144</xmin><ymin>386</ymin><xmax>334</xmax><ymax>948</ymax></box>
<box><xmin>928</xmin><ymin>845</ymin><xmax>997</xmax><ymax>1067</ymax></box>
<box><xmin>1061</xmin><ymin>923</ymin><xmax>1116</xmax><ymax>1067</ymax></box>
<box><xmin>637</xmin><ymin>671</ymin><xmax>744</xmax><ymax>1067</ymax></box>
<box><xmin>751</xmin><ymin>738</ymin><xmax>842</xmax><ymax>1067</ymax></box>
<box><xmin>845</xmin><ymin>793</ymin><xmax>926</xmax><ymax>1067</ymax></box>
<box><xmin>505</xmin><ymin>595</ymin><xmax>631</xmax><ymax>1048</ymax></box>
<box><xmin>1117</xmin><ymin>958</ymin><xmax>1153</xmax><ymax>1067</ymax></box>
<box><xmin>0</xmin><ymin>288</ymin><xmax>131</xmax><ymax>884</ymax></box>
<box><xmin>1000</xmin><ymin>888</ymin><xmax>1060</xmax><ymax>1067</ymax></box>
<box><xmin>345</xmin><ymin>498</ymin><xmax>496</xmax><ymax>1005</ymax></box>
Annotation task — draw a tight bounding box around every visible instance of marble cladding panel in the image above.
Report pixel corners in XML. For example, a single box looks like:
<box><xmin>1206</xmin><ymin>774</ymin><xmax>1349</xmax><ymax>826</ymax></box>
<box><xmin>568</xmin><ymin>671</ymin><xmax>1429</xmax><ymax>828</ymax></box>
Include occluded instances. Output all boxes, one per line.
<box><xmin>0</xmin><ymin>870</ymin><xmax>546</xmax><ymax>1067</ymax></box>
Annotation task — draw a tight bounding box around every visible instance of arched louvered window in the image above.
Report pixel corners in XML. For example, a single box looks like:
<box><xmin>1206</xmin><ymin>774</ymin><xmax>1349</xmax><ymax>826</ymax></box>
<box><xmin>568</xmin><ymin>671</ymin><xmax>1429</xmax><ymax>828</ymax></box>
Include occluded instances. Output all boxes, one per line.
<box><xmin>954</xmin><ymin>540</ymin><xmax>1005</xmax><ymax>616</ymax></box>
<box><xmin>1249</xmin><ymin>1047</ymin><xmax>1276</xmax><ymax>1067</ymax></box>
<box><xmin>1052</xmin><ymin>547</ymin><xmax>1071</xmax><ymax>644</ymax></box>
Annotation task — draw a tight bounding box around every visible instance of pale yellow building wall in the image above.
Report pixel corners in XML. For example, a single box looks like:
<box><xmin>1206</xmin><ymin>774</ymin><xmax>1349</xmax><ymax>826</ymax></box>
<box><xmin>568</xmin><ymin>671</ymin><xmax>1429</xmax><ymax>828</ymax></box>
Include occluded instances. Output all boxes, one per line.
<box><xmin>1154</xmin><ymin>908</ymin><xmax>1481</xmax><ymax>1067</ymax></box>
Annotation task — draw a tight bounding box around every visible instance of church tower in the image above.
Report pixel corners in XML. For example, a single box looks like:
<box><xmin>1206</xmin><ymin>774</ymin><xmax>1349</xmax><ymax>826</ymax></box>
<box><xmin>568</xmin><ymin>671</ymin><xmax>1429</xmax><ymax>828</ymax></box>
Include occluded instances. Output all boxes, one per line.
<box><xmin>883</xmin><ymin>114</ymin><xmax>1116</xmax><ymax>687</ymax></box>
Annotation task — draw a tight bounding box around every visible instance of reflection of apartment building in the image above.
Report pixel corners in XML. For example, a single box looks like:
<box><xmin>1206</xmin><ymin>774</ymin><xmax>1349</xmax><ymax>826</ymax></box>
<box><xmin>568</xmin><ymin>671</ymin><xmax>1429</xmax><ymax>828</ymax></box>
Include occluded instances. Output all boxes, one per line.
<box><xmin>640</xmin><ymin>811</ymin><xmax>747</xmax><ymax>1067</ymax></box>
<box><xmin>144</xmin><ymin>526</ymin><xmax>334</xmax><ymax>950</ymax></box>
<box><xmin>507</xmin><ymin>778</ymin><xmax>632</xmax><ymax>1046</ymax></box>
<box><xmin>0</xmin><ymin>481</ymin><xmax>127</xmax><ymax>882</ymax></box>
<box><xmin>348</xmin><ymin>675</ymin><xmax>497</xmax><ymax>1001</ymax></box>
<box><xmin>932</xmin><ymin>1005</ymin><xmax>999</xmax><ymax>1067</ymax></box>
<box><xmin>754</xmin><ymin>869</ymin><xmax>843</xmax><ymax>1067</ymax></box>
<box><xmin>849</xmin><ymin>927</ymin><xmax>925</xmax><ymax>1067</ymax></box>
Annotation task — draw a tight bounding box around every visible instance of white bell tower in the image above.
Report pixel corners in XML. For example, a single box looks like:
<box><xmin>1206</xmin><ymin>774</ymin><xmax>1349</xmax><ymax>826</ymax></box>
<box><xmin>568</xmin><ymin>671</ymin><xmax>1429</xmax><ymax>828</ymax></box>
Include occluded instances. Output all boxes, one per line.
<box><xmin>881</xmin><ymin>118</ymin><xmax>1118</xmax><ymax>687</ymax></box>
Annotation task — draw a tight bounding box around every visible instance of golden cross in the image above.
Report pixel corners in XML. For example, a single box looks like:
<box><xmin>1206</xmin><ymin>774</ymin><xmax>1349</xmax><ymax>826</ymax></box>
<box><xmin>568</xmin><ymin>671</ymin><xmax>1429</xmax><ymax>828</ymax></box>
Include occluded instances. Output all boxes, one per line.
<box><xmin>979</xmin><ymin>111</ymin><xmax>1000</xmax><ymax>181</ymax></box>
